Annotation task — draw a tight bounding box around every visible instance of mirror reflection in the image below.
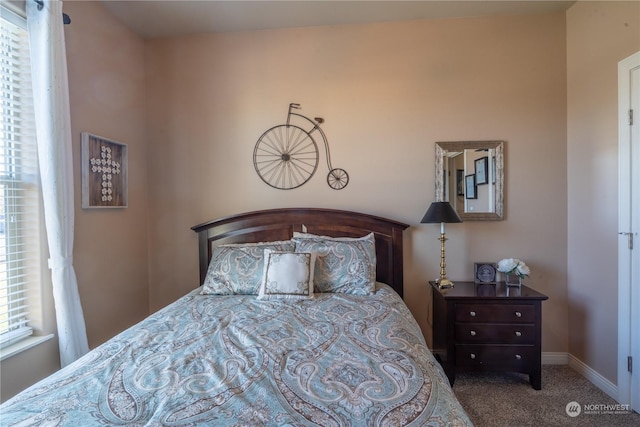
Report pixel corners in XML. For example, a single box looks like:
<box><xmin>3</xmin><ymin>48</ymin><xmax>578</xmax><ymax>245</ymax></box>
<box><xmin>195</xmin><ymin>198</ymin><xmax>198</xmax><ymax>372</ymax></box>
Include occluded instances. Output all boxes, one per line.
<box><xmin>435</xmin><ymin>141</ymin><xmax>504</xmax><ymax>221</ymax></box>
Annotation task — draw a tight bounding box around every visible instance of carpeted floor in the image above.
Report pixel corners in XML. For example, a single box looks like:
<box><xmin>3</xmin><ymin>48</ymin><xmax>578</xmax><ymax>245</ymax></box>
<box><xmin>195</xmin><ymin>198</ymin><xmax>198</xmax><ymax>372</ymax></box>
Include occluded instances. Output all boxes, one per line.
<box><xmin>452</xmin><ymin>365</ymin><xmax>640</xmax><ymax>427</ymax></box>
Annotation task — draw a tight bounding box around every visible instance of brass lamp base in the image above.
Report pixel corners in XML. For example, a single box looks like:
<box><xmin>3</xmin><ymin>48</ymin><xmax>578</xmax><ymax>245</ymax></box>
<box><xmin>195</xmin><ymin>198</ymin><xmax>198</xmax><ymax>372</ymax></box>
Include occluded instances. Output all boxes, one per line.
<box><xmin>436</xmin><ymin>277</ymin><xmax>455</xmax><ymax>289</ymax></box>
<box><xmin>436</xmin><ymin>232</ymin><xmax>454</xmax><ymax>289</ymax></box>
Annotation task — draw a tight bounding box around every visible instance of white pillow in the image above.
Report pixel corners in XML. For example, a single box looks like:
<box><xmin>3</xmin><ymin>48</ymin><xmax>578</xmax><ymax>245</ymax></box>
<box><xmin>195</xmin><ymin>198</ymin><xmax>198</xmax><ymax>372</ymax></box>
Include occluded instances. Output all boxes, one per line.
<box><xmin>257</xmin><ymin>250</ymin><xmax>316</xmax><ymax>300</ymax></box>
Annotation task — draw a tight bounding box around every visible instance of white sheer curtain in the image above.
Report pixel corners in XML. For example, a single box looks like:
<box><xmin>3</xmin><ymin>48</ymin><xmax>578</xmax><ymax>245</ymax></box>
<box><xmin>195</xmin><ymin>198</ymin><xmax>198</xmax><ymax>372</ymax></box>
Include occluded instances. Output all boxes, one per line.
<box><xmin>26</xmin><ymin>0</ymin><xmax>89</xmax><ymax>366</ymax></box>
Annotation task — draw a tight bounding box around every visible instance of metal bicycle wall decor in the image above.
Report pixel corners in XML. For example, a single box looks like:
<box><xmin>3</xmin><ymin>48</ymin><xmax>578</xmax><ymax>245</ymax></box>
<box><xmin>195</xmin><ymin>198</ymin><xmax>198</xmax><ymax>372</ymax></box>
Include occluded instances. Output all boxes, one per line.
<box><xmin>253</xmin><ymin>103</ymin><xmax>349</xmax><ymax>190</ymax></box>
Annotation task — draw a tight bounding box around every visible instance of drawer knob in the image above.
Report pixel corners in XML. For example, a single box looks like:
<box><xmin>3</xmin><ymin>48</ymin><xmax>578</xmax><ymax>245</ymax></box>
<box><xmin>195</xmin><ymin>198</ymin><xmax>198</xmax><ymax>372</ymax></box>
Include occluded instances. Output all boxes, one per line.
<box><xmin>470</xmin><ymin>330</ymin><xmax>476</xmax><ymax>336</ymax></box>
<box><xmin>470</xmin><ymin>311</ymin><xmax>476</xmax><ymax>317</ymax></box>
<box><xmin>515</xmin><ymin>354</ymin><xmax>522</xmax><ymax>360</ymax></box>
<box><xmin>515</xmin><ymin>331</ymin><xmax>522</xmax><ymax>337</ymax></box>
<box><xmin>470</xmin><ymin>353</ymin><xmax>476</xmax><ymax>359</ymax></box>
<box><xmin>515</xmin><ymin>311</ymin><xmax>522</xmax><ymax>317</ymax></box>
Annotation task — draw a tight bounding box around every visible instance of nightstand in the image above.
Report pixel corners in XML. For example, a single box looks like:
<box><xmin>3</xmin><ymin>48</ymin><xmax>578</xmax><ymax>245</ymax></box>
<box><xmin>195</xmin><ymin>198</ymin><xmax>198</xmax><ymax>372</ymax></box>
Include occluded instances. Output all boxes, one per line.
<box><xmin>430</xmin><ymin>281</ymin><xmax>548</xmax><ymax>390</ymax></box>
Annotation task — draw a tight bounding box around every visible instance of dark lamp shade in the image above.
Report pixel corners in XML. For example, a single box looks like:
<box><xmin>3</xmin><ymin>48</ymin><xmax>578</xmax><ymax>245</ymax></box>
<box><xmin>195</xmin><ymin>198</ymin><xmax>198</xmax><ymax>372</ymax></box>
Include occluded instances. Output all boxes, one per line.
<box><xmin>420</xmin><ymin>201</ymin><xmax>462</xmax><ymax>224</ymax></box>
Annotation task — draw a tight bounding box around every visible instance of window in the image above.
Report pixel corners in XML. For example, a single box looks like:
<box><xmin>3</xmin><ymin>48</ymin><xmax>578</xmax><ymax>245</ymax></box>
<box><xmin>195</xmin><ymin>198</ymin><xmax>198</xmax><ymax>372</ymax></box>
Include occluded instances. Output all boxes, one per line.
<box><xmin>0</xmin><ymin>7</ymin><xmax>42</xmax><ymax>347</ymax></box>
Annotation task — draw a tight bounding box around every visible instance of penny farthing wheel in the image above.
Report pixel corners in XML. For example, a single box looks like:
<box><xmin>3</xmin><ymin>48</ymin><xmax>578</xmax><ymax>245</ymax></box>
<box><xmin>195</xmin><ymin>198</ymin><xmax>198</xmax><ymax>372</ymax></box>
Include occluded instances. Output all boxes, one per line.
<box><xmin>253</xmin><ymin>124</ymin><xmax>319</xmax><ymax>190</ymax></box>
<box><xmin>327</xmin><ymin>167</ymin><xmax>349</xmax><ymax>190</ymax></box>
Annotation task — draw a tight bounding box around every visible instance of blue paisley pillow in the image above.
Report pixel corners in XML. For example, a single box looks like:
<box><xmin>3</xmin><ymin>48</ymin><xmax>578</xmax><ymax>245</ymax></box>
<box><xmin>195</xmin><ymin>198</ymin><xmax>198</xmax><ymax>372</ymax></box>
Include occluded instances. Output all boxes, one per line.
<box><xmin>292</xmin><ymin>232</ymin><xmax>376</xmax><ymax>295</ymax></box>
<box><xmin>201</xmin><ymin>241</ymin><xmax>295</xmax><ymax>295</ymax></box>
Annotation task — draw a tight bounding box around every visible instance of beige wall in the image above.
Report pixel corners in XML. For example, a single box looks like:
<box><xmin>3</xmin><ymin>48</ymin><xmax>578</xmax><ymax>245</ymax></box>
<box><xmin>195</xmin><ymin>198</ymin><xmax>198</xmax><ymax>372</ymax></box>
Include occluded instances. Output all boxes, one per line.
<box><xmin>0</xmin><ymin>1</ymin><xmax>150</xmax><ymax>401</ymax></box>
<box><xmin>145</xmin><ymin>12</ymin><xmax>568</xmax><ymax>354</ymax></box>
<box><xmin>567</xmin><ymin>1</ymin><xmax>640</xmax><ymax>383</ymax></box>
<box><xmin>19</xmin><ymin>1</ymin><xmax>640</xmax><ymax>400</ymax></box>
<box><xmin>66</xmin><ymin>1</ymin><xmax>150</xmax><ymax>348</ymax></box>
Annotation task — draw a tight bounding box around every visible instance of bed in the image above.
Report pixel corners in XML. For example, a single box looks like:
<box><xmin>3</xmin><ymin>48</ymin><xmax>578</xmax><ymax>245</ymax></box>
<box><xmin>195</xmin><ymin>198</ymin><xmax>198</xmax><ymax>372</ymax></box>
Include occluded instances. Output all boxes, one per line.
<box><xmin>1</xmin><ymin>208</ymin><xmax>472</xmax><ymax>426</ymax></box>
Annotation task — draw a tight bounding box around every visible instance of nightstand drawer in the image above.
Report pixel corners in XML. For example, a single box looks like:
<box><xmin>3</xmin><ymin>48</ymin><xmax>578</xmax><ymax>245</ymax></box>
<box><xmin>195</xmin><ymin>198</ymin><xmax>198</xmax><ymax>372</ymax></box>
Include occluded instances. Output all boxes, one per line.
<box><xmin>455</xmin><ymin>344</ymin><xmax>537</xmax><ymax>370</ymax></box>
<box><xmin>454</xmin><ymin>304</ymin><xmax>535</xmax><ymax>323</ymax></box>
<box><xmin>455</xmin><ymin>324</ymin><xmax>535</xmax><ymax>344</ymax></box>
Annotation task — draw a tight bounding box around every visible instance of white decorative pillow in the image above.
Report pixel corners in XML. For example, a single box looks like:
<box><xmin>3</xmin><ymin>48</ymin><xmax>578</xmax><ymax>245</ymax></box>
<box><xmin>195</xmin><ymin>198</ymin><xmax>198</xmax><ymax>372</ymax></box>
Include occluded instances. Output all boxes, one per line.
<box><xmin>257</xmin><ymin>250</ymin><xmax>315</xmax><ymax>300</ymax></box>
<box><xmin>201</xmin><ymin>241</ymin><xmax>295</xmax><ymax>295</ymax></box>
<box><xmin>292</xmin><ymin>232</ymin><xmax>376</xmax><ymax>295</ymax></box>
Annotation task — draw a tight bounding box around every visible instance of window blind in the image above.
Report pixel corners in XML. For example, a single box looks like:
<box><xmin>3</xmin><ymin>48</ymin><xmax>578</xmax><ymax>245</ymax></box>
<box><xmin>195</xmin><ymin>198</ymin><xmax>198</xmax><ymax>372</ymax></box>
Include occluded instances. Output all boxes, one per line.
<box><xmin>0</xmin><ymin>7</ymin><xmax>41</xmax><ymax>346</ymax></box>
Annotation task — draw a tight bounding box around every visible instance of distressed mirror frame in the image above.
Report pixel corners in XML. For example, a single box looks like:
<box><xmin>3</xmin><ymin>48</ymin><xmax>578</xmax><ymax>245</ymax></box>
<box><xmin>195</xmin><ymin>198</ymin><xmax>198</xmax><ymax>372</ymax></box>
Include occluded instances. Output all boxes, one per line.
<box><xmin>435</xmin><ymin>140</ymin><xmax>504</xmax><ymax>221</ymax></box>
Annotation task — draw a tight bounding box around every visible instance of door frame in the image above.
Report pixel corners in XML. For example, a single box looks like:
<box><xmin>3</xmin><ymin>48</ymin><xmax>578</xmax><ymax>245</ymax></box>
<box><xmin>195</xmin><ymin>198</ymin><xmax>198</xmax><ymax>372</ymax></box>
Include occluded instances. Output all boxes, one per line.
<box><xmin>618</xmin><ymin>51</ymin><xmax>640</xmax><ymax>408</ymax></box>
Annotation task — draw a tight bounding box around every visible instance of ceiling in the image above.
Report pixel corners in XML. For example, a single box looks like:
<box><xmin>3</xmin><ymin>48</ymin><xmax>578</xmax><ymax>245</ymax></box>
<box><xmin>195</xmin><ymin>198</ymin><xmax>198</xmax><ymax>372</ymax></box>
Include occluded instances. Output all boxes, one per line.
<box><xmin>99</xmin><ymin>0</ymin><xmax>576</xmax><ymax>39</ymax></box>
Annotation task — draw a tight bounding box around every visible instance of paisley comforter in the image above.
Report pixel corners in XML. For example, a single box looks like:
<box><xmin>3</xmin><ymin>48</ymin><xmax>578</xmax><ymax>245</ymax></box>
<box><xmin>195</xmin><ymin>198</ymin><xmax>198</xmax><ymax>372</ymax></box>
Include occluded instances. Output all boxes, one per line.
<box><xmin>1</xmin><ymin>284</ymin><xmax>472</xmax><ymax>426</ymax></box>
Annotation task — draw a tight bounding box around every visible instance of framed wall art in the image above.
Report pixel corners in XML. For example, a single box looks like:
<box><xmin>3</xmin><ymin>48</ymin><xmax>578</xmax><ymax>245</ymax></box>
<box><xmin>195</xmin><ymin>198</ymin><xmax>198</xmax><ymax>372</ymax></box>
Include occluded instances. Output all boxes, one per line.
<box><xmin>475</xmin><ymin>156</ymin><xmax>488</xmax><ymax>185</ymax></box>
<box><xmin>81</xmin><ymin>132</ymin><xmax>128</xmax><ymax>208</ymax></box>
<box><xmin>456</xmin><ymin>169</ymin><xmax>464</xmax><ymax>196</ymax></box>
<box><xmin>465</xmin><ymin>174</ymin><xmax>477</xmax><ymax>199</ymax></box>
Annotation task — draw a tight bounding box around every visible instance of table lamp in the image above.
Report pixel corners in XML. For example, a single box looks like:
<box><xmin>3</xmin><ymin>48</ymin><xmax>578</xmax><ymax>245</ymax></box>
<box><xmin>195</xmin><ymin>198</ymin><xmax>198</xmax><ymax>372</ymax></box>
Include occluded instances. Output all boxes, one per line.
<box><xmin>421</xmin><ymin>201</ymin><xmax>462</xmax><ymax>289</ymax></box>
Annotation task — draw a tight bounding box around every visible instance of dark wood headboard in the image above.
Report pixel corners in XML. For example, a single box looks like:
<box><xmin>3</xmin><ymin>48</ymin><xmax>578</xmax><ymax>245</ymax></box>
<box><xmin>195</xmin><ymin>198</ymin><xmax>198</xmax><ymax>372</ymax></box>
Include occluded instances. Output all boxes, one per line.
<box><xmin>191</xmin><ymin>208</ymin><xmax>409</xmax><ymax>298</ymax></box>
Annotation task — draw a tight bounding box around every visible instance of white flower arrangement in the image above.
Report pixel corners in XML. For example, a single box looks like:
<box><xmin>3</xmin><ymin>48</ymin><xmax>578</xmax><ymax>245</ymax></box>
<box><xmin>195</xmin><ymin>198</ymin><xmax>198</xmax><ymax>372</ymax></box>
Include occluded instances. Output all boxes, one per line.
<box><xmin>497</xmin><ymin>258</ymin><xmax>530</xmax><ymax>279</ymax></box>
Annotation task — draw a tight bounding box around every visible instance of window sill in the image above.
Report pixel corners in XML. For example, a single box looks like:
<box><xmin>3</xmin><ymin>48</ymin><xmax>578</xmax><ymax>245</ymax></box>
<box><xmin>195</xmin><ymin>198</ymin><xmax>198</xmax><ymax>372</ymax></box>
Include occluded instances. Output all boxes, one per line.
<box><xmin>0</xmin><ymin>334</ymin><xmax>55</xmax><ymax>361</ymax></box>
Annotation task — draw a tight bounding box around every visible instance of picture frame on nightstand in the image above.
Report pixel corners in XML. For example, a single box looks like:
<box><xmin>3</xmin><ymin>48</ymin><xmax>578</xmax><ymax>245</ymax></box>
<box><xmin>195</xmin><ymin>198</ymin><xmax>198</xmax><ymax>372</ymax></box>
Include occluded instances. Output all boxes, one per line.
<box><xmin>474</xmin><ymin>262</ymin><xmax>497</xmax><ymax>284</ymax></box>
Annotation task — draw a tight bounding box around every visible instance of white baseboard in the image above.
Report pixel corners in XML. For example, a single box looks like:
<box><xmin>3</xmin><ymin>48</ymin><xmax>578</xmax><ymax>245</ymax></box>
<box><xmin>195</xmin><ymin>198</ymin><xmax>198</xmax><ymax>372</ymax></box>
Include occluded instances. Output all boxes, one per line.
<box><xmin>567</xmin><ymin>354</ymin><xmax>618</xmax><ymax>401</ymax></box>
<box><xmin>542</xmin><ymin>352</ymin><xmax>619</xmax><ymax>402</ymax></box>
<box><xmin>542</xmin><ymin>352</ymin><xmax>569</xmax><ymax>365</ymax></box>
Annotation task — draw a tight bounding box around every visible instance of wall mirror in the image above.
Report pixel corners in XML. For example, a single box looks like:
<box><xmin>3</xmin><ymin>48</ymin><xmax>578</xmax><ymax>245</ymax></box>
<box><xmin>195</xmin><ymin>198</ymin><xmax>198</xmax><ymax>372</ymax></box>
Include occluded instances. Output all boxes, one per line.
<box><xmin>435</xmin><ymin>140</ymin><xmax>504</xmax><ymax>221</ymax></box>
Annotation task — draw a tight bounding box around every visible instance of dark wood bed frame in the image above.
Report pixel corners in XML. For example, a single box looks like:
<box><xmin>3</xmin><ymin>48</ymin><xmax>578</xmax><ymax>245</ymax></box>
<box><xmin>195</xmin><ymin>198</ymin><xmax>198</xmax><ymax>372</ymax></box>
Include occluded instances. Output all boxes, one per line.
<box><xmin>191</xmin><ymin>208</ymin><xmax>410</xmax><ymax>298</ymax></box>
